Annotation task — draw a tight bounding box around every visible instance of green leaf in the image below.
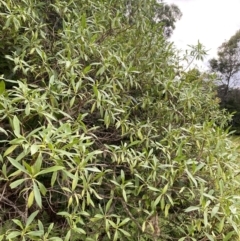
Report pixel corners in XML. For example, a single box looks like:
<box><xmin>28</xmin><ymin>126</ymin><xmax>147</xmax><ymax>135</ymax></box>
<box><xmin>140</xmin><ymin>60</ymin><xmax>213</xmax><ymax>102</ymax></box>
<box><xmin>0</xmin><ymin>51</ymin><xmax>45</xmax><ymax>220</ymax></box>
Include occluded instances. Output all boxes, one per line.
<box><xmin>137</xmin><ymin>129</ymin><xmax>143</xmax><ymax>140</ymax></box>
<box><xmin>23</xmin><ymin>160</ymin><xmax>32</xmax><ymax>174</ymax></box>
<box><xmin>33</xmin><ymin>153</ymin><xmax>42</xmax><ymax>174</ymax></box>
<box><xmin>4</xmin><ymin>145</ymin><xmax>18</xmax><ymax>157</ymax></box>
<box><xmin>13</xmin><ymin>115</ymin><xmax>20</xmax><ymax>137</ymax></box>
<box><xmin>113</xmin><ymin>230</ymin><xmax>118</xmax><ymax>241</ymax></box>
<box><xmin>204</xmin><ymin>210</ymin><xmax>208</xmax><ymax>227</ymax></box>
<box><xmin>108</xmin><ymin>219</ymin><xmax>117</xmax><ymax>229</ymax></box>
<box><xmin>26</xmin><ymin>210</ymin><xmax>39</xmax><ymax>227</ymax></box>
<box><xmin>12</xmin><ymin>219</ymin><xmax>23</xmax><ymax>229</ymax></box>
<box><xmin>35</xmin><ymin>166</ymin><xmax>64</xmax><ymax>177</ymax></box>
<box><xmin>44</xmin><ymin>112</ymin><xmax>57</xmax><ymax>121</ymax></box>
<box><xmin>0</xmin><ymin>127</ymin><xmax>8</xmax><ymax>136</ymax></box>
<box><xmin>90</xmin><ymin>214</ymin><xmax>104</xmax><ymax>222</ymax></box>
<box><xmin>33</xmin><ymin>181</ymin><xmax>42</xmax><ymax>208</ymax></box>
<box><xmin>70</xmin><ymin>96</ymin><xmax>75</xmax><ymax>108</ymax></box>
<box><xmin>162</xmin><ymin>183</ymin><xmax>168</xmax><ymax>194</ymax></box>
<box><xmin>83</xmin><ymin>65</ymin><xmax>91</xmax><ymax>74</ymax></box>
<box><xmin>30</xmin><ymin>145</ymin><xmax>39</xmax><ymax>155</ymax></box>
<box><xmin>37</xmin><ymin>181</ymin><xmax>47</xmax><ymax>196</ymax></box>
<box><xmin>64</xmin><ymin>230</ymin><xmax>71</xmax><ymax>241</ymax></box>
<box><xmin>154</xmin><ymin>195</ymin><xmax>162</xmax><ymax>206</ymax></box>
<box><xmin>49</xmin><ymin>75</ymin><xmax>55</xmax><ymax>84</ymax></box>
<box><xmin>122</xmin><ymin>189</ymin><xmax>127</xmax><ymax>202</ymax></box>
<box><xmin>51</xmin><ymin>171</ymin><xmax>58</xmax><ymax>187</ymax></box>
<box><xmin>203</xmin><ymin>193</ymin><xmax>216</xmax><ymax>201</ymax></box>
<box><xmin>218</xmin><ymin>217</ymin><xmax>225</xmax><ymax>233</ymax></box>
<box><xmin>81</xmin><ymin>13</ymin><xmax>86</xmax><ymax>28</ymax></box>
<box><xmin>10</xmin><ymin>178</ymin><xmax>26</xmax><ymax>189</ymax></box>
<box><xmin>185</xmin><ymin>168</ymin><xmax>197</xmax><ymax>187</ymax></box>
<box><xmin>93</xmin><ymin>85</ymin><xmax>98</xmax><ymax>98</ymax></box>
<box><xmin>25</xmin><ymin>103</ymin><xmax>30</xmax><ymax>116</ymax></box>
<box><xmin>65</xmin><ymin>61</ymin><xmax>71</xmax><ymax>69</ymax></box>
<box><xmin>119</xmin><ymin>228</ymin><xmax>131</xmax><ymax>237</ymax></box>
<box><xmin>72</xmin><ymin>171</ymin><xmax>78</xmax><ymax>191</ymax></box>
<box><xmin>204</xmin><ymin>232</ymin><xmax>215</xmax><ymax>241</ymax></box>
<box><xmin>121</xmin><ymin>169</ymin><xmax>125</xmax><ymax>182</ymax></box>
<box><xmin>8</xmin><ymin>169</ymin><xmax>21</xmax><ymax>178</ymax></box>
<box><xmin>36</xmin><ymin>48</ymin><xmax>45</xmax><ymax>61</ymax></box>
<box><xmin>57</xmin><ymin>212</ymin><xmax>71</xmax><ymax>217</ymax></box>
<box><xmin>178</xmin><ymin>238</ymin><xmax>186</xmax><ymax>241</ymax></box>
<box><xmin>49</xmin><ymin>238</ymin><xmax>63</xmax><ymax>241</ymax></box>
<box><xmin>106</xmin><ymin>199</ymin><xmax>113</xmax><ymax>213</ymax></box>
<box><xmin>185</xmin><ymin>206</ymin><xmax>199</xmax><ymax>212</ymax></box>
<box><xmin>9</xmin><ymin>137</ymin><xmax>25</xmax><ymax>145</ymax></box>
<box><xmin>142</xmin><ymin>221</ymin><xmax>146</xmax><ymax>232</ymax></box>
<box><xmin>165</xmin><ymin>203</ymin><xmax>171</xmax><ymax>217</ymax></box>
<box><xmin>2</xmin><ymin>164</ymin><xmax>7</xmax><ymax>177</ymax></box>
<box><xmin>68</xmin><ymin>196</ymin><xmax>73</xmax><ymax>207</ymax></box>
<box><xmin>8</xmin><ymin>157</ymin><xmax>28</xmax><ymax>174</ymax></box>
<box><xmin>72</xmin><ymin>227</ymin><xmax>86</xmax><ymax>234</ymax></box>
<box><xmin>211</xmin><ymin>203</ymin><xmax>220</xmax><ymax>218</ymax></box>
<box><xmin>91</xmin><ymin>189</ymin><xmax>103</xmax><ymax>200</ymax></box>
<box><xmin>147</xmin><ymin>185</ymin><xmax>160</xmax><ymax>192</ymax></box>
<box><xmin>86</xmin><ymin>191</ymin><xmax>92</xmax><ymax>206</ymax></box>
<box><xmin>161</xmin><ymin>196</ymin><xmax>165</xmax><ymax>211</ymax></box>
<box><xmin>28</xmin><ymin>190</ymin><xmax>34</xmax><ymax>208</ymax></box>
<box><xmin>47</xmin><ymin>223</ymin><xmax>54</xmax><ymax>234</ymax></box>
<box><xmin>223</xmin><ymin>231</ymin><xmax>235</xmax><ymax>241</ymax></box>
<box><xmin>85</xmin><ymin>167</ymin><xmax>101</xmax><ymax>172</ymax></box>
<box><xmin>26</xmin><ymin>230</ymin><xmax>44</xmax><ymax>237</ymax></box>
<box><xmin>0</xmin><ymin>80</ymin><xmax>5</xmax><ymax>94</ymax></box>
<box><xmin>119</xmin><ymin>218</ymin><xmax>130</xmax><ymax>227</ymax></box>
<box><xmin>6</xmin><ymin>231</ymin><xmax>21</xmax><ymax>239</ymax></box>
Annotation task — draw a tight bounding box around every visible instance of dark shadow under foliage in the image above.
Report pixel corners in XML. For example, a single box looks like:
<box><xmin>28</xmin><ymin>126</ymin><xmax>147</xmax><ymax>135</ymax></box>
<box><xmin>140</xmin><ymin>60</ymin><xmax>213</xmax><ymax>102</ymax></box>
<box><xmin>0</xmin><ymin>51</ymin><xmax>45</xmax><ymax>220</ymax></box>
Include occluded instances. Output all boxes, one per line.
<box><xmin>217</xmin><ymin>84</ymin><xmax>240</xmax><ymax>133</ymax></box>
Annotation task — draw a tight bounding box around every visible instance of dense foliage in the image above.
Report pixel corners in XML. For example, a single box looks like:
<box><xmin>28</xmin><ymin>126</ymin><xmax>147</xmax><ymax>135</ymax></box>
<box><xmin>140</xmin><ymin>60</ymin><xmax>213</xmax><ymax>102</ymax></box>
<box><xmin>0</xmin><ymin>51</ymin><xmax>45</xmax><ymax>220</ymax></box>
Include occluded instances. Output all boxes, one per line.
<box><xmin>0</xmin><ymin>0</ymin><xmax>240</xmax><ymax>240</ymax></box>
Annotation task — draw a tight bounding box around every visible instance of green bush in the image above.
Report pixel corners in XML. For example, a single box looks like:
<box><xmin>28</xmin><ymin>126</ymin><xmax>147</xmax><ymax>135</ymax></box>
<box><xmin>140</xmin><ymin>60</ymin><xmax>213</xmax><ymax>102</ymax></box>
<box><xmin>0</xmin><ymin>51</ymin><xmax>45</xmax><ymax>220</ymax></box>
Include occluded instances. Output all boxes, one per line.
<box><xmin>0</xmin><ymin>0</ymin><xmax>239</xmax><ymax>240</ymax></box>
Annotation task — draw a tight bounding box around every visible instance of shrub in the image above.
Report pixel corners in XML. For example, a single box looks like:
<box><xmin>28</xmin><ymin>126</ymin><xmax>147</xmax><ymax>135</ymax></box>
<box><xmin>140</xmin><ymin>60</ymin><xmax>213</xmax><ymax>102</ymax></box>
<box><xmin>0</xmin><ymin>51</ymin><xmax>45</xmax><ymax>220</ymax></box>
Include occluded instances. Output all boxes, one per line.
<box><xmin>0</xmin><ymin>0</ymin><xmax>239</xmax><ymax>240</ymax></box>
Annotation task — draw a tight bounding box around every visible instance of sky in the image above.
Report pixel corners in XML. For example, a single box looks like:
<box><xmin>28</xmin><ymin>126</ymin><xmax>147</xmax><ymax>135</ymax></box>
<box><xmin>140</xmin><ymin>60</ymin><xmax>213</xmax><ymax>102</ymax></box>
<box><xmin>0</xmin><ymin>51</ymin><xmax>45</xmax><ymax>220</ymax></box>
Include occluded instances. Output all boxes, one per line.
<box><xmin>164</xmin><ymin>0</ymin><xmax>240</xmax><ymax>69</ymax></box>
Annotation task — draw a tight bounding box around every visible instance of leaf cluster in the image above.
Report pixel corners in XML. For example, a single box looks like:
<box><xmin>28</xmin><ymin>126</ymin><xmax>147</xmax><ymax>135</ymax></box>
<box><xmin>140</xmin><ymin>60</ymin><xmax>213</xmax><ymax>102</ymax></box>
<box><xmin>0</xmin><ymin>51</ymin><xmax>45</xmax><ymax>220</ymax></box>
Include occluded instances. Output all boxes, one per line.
<box><xmin>0</xmin><ymin>0</ymin><xmax>239</xmax><ymax>241</ymax></box>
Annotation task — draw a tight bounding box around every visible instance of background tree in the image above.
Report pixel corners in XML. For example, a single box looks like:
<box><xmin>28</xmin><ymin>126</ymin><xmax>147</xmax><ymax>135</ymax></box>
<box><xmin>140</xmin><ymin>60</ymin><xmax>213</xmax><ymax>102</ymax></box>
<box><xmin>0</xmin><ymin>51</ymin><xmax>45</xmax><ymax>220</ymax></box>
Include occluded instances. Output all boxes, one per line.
<box><xmin>0</xmin><ymin>0</ymin><xmax>239</xmax><ymax>241</ymax></box>
<box><xmin>209</xmin><ymin>30</ymin><xmax>240</xmax><ymax>132</ymax></box>
<box><xmin>209</xmin><ymin>30</ymin><xmax>240</xmax><ymax>92</ymax></box>
<box><xmin>154</xmin><ymin>1</ymin><xmax>182</xmax><ymax>37</ymax></box>
<box><xmin>125</xmin><ymin>0</ymin><xmax>182</xmax><ymax>37</ymax></box>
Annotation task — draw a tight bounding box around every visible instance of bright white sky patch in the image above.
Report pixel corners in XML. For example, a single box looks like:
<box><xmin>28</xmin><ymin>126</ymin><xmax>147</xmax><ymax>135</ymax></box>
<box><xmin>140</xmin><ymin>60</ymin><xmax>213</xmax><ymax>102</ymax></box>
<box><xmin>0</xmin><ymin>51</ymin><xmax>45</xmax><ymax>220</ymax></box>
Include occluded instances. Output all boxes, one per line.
<box><xmin>164</xmin><ymin>0</ymin><xmax>240</xmax><ymax>68</ymax></box>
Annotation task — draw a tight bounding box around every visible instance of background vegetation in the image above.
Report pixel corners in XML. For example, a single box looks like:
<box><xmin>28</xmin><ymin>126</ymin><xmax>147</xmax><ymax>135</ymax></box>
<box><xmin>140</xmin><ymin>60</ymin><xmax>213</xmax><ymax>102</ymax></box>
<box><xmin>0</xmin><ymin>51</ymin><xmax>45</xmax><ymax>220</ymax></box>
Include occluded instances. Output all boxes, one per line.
<box><xmin>209</xmin><ymin>30</ymin><xmax>240</xmax><ymax>133</ymax></box>
<box><xmin>0</xmin><ymin>0</ymin><xmax>240</xmax><ymax>240</ymax></box>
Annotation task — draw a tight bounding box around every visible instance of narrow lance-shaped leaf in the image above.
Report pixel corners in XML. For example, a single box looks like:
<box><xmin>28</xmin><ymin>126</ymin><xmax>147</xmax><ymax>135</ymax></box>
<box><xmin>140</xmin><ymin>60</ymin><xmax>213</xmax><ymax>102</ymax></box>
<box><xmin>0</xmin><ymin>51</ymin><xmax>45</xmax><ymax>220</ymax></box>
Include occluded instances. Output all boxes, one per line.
<box><xmin>4</xmin><ymin>145</ymin><xmax>18</xmax><ymax>157</ymax></box>
<box><xmin>33</xmin><ymin>181</ymin><xmax>42</xmax><ymax>209</ymax></box>
<box><xmin>34</xmin><ymin>166</ymin><xmax>64</xmax><ymax>177</ymax></box>
<box><xmin>0</xmin><ymin>80</ymin><xmax>5</xmax><ymax>94</ymax></box>
<box><xmin>26</xmin><ymin>210</ymin><xmax>39</xmax><ymax>227</ymax></box>
<box><xmin>8</xmin><ymin>157</ymin><xmax>28</xmax><ymax>175</ymax></box>
<box><xmin>10</xmin><ymin>178</ymin><xmax>26</xmax><ymax>189</ymax></box>
<box><xmin>13</xmin><ymin>115</ymin><xmax>20</xmax><ymax>137</ymax></box>
<box><xmin>28</xmin><ymin>190</ymin><xmax>34</xmax><ymax>208</ymax></box>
